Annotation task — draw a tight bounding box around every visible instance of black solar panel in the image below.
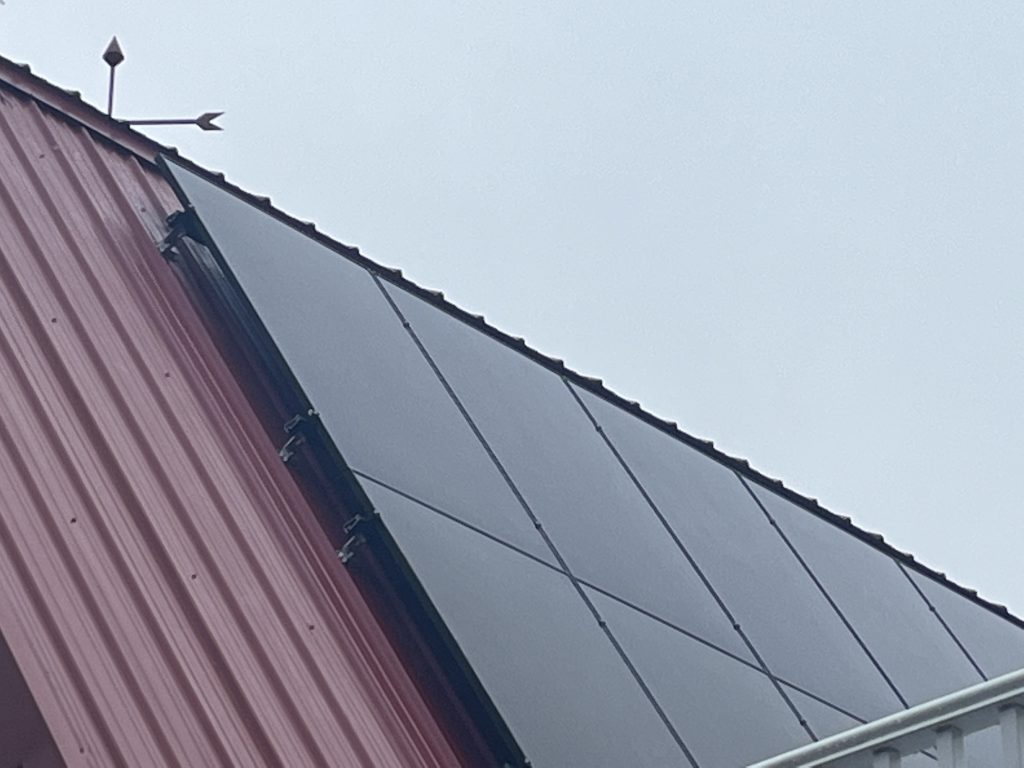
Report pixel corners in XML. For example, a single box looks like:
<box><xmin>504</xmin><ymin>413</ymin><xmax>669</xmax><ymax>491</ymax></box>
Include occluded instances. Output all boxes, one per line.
<box><xmin>363</xmin><ymin>478</ymin><xmax>687</xmax><ymax>767</ymax></box>
<box><xmin>572</xmin><ymin>384</ymin><xmax>908</xmax><ymax>722</ymax></box>
<box><xmin>163</xmin><ymin>157</ymin><xmax>1024</xmax><ymax>768</ymax></box>
<box><xmin>749</xmin><ymin>483</ymin><xmax>982</xmax><ymax>705</ymax></box>
<box><xmin>907</xmin><ymin>569</ymin><xmax>1024</xmax><ymax>681</ymax></box>
<box><xmin>384</xmin><ymin>282</ymin><xmax>753</xmax><ymax>663</ymax></box>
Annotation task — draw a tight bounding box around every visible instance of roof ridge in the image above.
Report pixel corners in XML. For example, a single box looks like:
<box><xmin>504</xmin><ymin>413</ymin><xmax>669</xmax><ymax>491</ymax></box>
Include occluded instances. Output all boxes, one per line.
<box><xmin>169</xmin><ymin>150</ymin><xmax>1023</xmax><ymax>631</ymax></box>
<box><xmin>0</xmin><ymin>55</ymin><xmax>174</xmax><ymax>162</ymax></box>
<box><xmin>3</xmin><ymin>51</ymin><xmax>1018</xmax><ymax>631</ymax></box>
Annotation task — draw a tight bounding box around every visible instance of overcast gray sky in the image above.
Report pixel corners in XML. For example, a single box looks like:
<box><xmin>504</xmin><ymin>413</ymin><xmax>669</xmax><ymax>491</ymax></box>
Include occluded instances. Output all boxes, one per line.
<box><xmin>4</xmin><ymin>2</ymin><xmax>1023</xmax><ymax>613</ymax></box>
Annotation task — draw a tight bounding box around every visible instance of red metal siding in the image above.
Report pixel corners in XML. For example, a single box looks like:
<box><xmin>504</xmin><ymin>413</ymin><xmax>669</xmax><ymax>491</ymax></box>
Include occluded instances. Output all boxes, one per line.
<box><xmin>0</xmin><ymin>82</ymin><xmax>462</xmax><ymax>766</ymax></box>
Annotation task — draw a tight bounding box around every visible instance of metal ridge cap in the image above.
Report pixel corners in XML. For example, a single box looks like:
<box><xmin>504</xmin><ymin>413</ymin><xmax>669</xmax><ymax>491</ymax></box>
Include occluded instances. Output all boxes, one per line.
<box><xmin>0</xmin><ymin>54</ymin><xmax>170</xmax><ymax>162</ymax></box>
<box><xmin>748</xmin><ymin>667</ymin><xmax>1024</xmax><ymax>767</ymax></box>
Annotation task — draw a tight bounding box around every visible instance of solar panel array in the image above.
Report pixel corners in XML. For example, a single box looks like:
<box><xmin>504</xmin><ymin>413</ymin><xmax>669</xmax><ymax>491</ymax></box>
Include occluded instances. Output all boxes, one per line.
<box><xmin>165</xmin><ymin>159</ymin><xmax>1024</xmax><ymax>768</ymax></box>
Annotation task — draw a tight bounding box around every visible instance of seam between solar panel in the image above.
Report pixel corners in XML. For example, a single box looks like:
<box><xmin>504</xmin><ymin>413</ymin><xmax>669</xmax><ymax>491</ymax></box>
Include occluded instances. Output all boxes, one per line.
<box><xmin>369</xmin><ymin>274</ymin><xmax>702</xmax><ymax>768</ymax></box>
<box><xmin>565</xmin><ymin>382</ymin><xmax>818</xmax><ymax>742</ymax></box>
<box><xmin>353</xmin><ymin>469</ymin><xmax>758</xmax><ymax>669</ymax></box>
<box><xmin>897</xmin><ymin>563</ymin><xmax>987</xmax><ymax>680</ymax></box>
<box><xmin>774</xmin><ymin>681</ymin><xmax>866</xmax><ymax>725</ymax></box>
<box><xmin>736</xmin><ymin>474</ymin><xmax>910</xmax><ymax>710</ymax></box>
<box><xmin>352</xmin><ymin>468</ymin><xmax>872</xmax><ymax>729</ymax></box>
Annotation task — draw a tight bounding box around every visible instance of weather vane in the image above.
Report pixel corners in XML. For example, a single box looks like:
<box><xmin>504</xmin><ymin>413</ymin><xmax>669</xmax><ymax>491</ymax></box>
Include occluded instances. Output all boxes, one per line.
<box><xmin>103</xmin><ymin>37</ymin><xmax>223</xmax><ymax>132</ymax></box>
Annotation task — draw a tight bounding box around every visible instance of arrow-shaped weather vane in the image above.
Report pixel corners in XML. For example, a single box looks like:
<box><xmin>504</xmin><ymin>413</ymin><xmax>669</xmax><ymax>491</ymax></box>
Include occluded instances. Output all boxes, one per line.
<box><xmin>126</xmin><ymin>112</ymin><xmax>224</xmax><ymax>131</ymax></box>
<box><xmin>103</xmin><ymin>37</ymin><xmax>224</xmax><ymax>132</ymax></box>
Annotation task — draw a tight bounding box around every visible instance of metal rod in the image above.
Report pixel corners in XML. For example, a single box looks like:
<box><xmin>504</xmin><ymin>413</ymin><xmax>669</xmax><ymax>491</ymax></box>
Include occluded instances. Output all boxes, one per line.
<box><xmin>935</xmin><ymin>727</ymin><xmax>965</xmax><ymax>768</ymax></box>
<box><xmin>106</xmin><ymin>67</ymin><xmax>115</xmax><ymax>117</ymax></box>
<box><xmin>1002</xmin><ymin>705</ymin><xmax>1024</xmax><ymax>768</ymax></box>
<box><xmin>124</xmin><ymin>118</ymin><xmax>197</xmax><ymax>126</ymax></box>
<box><xmin>124</xmin><ymin>112</ymin><xmax>223</xmax><ymax>131</ymax></box>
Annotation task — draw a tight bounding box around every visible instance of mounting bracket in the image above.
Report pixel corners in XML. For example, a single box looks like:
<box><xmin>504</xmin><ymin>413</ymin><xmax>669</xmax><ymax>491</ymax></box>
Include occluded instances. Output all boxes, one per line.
<box><xmin>337</xmin><ymin>514</ymin><xmax>368</xmax><ymax>565</ymax></box>
<box><xmin>278</xmin><ymin>409</ymin><xmax>318</xmax><ymax>464</ymax></box>
<box><xmin>158</xmin><ymin>208</ymin><xmax>206</xmax><ymax>261</ymax></box>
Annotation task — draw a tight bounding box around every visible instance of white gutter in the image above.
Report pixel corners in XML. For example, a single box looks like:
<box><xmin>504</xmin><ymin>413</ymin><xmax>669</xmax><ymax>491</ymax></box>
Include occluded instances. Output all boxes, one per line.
<box><xmin>749</xmin><ymin>668</ymin><xmax>1024</xmax><ymax>767</ymax></box>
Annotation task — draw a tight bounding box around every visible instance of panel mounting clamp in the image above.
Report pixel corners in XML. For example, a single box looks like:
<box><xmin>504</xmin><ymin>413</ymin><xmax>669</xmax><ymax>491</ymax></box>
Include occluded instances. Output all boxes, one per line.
<box><xmin>337</xmin><ymin>514</ymin><xmax>368</xmax><ymax>565</ymax></box>
<box><xmin>158</xmin><ymin>207</ymin><xmax>207</xmax><ymax>261</ymax></box>
<box><xmin>278</xmin><ymin>409</ymin><xmax>318</xmax><ymax>464</ymax></box>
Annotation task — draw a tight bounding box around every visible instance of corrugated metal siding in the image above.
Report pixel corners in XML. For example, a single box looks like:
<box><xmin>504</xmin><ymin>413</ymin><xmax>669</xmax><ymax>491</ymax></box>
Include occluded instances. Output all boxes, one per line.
<box><xmin>0</xmin><ymin>84</ymin><xmax>462</xmax><ymax>767</ymax></box>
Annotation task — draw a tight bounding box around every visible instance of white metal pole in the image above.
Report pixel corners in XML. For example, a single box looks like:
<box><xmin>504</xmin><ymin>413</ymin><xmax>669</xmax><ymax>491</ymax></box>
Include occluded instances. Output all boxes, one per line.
<box><xmin>872</xmin><ymin>748</ymin><xmax>901</xmax><ymax>768</ymax></box>
<box><xmin>1001</xmin><ymin>705</ymin><xmax>1024</xmax><ymax>768</ymax></box>
<box><xmin>935</xmin><ymin>727</ymin><xmax>965</xmax><ymax>768</ymax></box>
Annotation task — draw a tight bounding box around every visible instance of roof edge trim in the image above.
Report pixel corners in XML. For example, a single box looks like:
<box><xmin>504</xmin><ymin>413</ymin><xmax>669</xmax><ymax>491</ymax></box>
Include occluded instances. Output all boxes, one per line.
<box><xmin>0</xmin><ymin>57</ymin><xmax>167</xmax><ymax>162</ymax></box>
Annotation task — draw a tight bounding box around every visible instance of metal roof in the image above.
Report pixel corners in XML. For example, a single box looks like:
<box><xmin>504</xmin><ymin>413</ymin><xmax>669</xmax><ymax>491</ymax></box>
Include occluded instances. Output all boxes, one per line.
<box><xmin>0</xmin><ymin>67</ymin><xmax>462</xmax><ymax>766</ymax></box>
